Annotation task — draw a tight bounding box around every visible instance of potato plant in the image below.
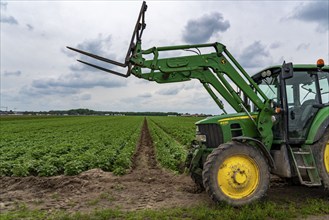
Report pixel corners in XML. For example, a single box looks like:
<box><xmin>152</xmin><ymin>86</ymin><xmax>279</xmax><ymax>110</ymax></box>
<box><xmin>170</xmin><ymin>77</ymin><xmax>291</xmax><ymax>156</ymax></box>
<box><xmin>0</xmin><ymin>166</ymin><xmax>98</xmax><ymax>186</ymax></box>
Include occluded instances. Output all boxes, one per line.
<box><xmin>148</xmin><ymin>116</ymin><xmax>201</xmax><ymax>146</ymax></box>
<box><xmin>147</xmin><ymin>116</ymin><xmax>202</xmax><ymax>172</ymax></box>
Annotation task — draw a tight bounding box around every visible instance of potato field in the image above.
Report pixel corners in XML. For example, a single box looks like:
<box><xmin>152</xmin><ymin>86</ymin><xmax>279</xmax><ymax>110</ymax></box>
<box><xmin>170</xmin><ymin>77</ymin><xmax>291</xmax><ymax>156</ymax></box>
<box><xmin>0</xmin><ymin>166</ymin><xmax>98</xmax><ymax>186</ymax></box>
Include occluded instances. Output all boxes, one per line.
<box><xmin>0</xmin><ymin>116</ymin><xmax>199</xmax><ymax>177</ymax></box>
<box><xmin>0</xmin><ymin>116</ymin><xmax>141</xmax><ymax>176</ymax></box>
<box><xmin>1</xmin><ymin>115</ymin><xmax>328</xmax><ymax>220</ymax></box>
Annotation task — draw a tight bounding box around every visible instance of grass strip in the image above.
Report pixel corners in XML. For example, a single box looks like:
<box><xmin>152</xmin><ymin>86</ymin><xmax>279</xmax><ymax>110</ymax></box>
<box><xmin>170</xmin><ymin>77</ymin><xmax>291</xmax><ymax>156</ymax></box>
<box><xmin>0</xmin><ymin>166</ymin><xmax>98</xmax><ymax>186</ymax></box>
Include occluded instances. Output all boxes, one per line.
<box><xmin>1</xmin><ymin>199</ymin><xmax>328</xmax><ymax>220</ymax></box>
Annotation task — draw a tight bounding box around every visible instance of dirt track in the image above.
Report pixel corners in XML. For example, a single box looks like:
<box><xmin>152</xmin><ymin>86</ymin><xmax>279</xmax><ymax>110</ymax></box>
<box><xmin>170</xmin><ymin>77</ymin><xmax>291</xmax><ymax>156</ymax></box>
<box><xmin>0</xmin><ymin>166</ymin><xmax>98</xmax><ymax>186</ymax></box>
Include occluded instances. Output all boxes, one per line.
<box><xmin>0</xmin><ymin>119</ymin><xmax>328</xmax><ymax>213</ymax></box>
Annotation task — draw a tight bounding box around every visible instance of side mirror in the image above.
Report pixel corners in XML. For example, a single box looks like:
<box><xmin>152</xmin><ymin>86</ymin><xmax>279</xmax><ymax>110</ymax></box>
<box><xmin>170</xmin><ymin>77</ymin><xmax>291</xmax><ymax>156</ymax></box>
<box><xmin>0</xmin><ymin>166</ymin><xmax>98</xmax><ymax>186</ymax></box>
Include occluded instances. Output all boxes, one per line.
<box><xmin>281</xmin><ymin>61</ymin><xmax>293</xmax><ymax>79</ymax></box>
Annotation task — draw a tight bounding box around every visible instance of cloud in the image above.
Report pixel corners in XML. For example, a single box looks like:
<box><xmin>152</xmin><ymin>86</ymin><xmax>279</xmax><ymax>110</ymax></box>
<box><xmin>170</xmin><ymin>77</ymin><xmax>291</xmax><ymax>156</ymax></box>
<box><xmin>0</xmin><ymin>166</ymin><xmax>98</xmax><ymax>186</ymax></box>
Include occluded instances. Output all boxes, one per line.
<box><xmin>32</xmin><ymin>72</ymin><xmax>127</xmax><ymax>90</ymax></box>
<box><xmin>72</xmin><ymin>93</ymin><xmax>92</xmax><ymax>101</ymax></box>
<box><xmin>19</xmin><ymin>85</ymin><xmax>79</xmax><ymax>98</ymax></box>
<box><xmin>76</xmin><ymin>34</ymin><xmax>112</xmax><ymax>56</ymax></box>
<box><xmin>26</xmin><ymin>24</ymin><xmax>33</xmax><ymax>31</ymax></box>
<box><xmin>3</xmin><ymin>70</ymin><xmax>22</xmax><ymax>77</ymax></box>
<box><xmin>182</xmin><ymin>12</ymin><xmax>230</xmax><ymax>44</ymax></box>
<box><xmin>61</xmin><ymin>47</ymin><xmax>76</xmax><ymax>57</ymax></box>
<box><xmin>66</xmin><ymin>34</ymin><xmax>120</xmax><ymax>73</ymax></box>
<box><xmin>154</xmin><ymin>82</ymin><xmax>200</xmax><ymax>98</ymax></box>
<box><xmin>290</xmin><ymin>1</ymin><xmax>329</xmax><ymax>32</ymax></box>
<box><xmin>296</xmin><ymin>43</ymin><xmax>310</xmax><ymax>51</ymax></box>
<box><xmin>138</xmin><ymin>93</ymin><xmax>152</xmax><ymax>98</ymax></box>
<box><xmin>238</xmin><ymin>41</ymin><xmax>271</xmax><ymax>69</ymax></box>
<box><xmin>0</xmin><ymin>2</ymin><xmax>19</xmax><ymax>25</ymax></box>
<box><xmin>156</xmin><ymin>85</ymin><xmax>184</xmax><ymax>96</ymax></box>
<box><xmin>0</xmin><ymin>15</ymin><xmax>18</xmax><ymax>25</ymax></box>
<box><xmin>81</xmin><ymin>94</ymin><xmax>91</xmax><ymax>100</ymax></box>
<box><xmin>270</xmin><ymin>42</ymin><xmax>281</xmax><ymax>49</ymax></box>
<box><xmin>18</xmin><ymin>72</ymin><xmax>127</xmax><ymax>99</ymax></box>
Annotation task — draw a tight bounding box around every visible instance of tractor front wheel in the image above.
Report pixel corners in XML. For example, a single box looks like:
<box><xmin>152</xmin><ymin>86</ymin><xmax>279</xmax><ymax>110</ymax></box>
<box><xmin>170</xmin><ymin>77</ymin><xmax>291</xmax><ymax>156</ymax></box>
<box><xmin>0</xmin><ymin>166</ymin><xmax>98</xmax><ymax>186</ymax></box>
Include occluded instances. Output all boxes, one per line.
<box><xmin>312</xmin><ymin>128</ymin><xmax>329</xmax><ymax>189</ymax></box>
<box><xmin>202</xmin><ymin>141</ymin><xmax>270</xmax><ymax>206</ymax></box>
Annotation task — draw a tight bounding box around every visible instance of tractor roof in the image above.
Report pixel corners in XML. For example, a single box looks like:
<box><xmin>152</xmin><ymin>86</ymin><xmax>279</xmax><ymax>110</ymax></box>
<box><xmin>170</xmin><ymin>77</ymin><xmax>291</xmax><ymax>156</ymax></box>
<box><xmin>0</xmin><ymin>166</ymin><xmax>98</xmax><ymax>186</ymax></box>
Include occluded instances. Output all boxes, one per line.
<box><xmin>255</xmin><ymin>64</ymin><xmax>328</xmax><ymax>74</ymax></box>
<box><xmin>252</xmin><ymin>64</ymin><xmax>329</xmax><ymax>82</ymax></box>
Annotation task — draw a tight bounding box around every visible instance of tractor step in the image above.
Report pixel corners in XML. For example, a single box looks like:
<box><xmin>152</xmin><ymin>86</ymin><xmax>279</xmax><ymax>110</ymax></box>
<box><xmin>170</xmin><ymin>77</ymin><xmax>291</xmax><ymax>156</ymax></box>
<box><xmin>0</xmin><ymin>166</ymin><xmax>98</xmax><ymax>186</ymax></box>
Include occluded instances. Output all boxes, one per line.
<box><xmin>289</xmin><ymin>145</ymin><xmax>322</xmax><ymax>186</ymax></box>
<box><xmin>297</xmin><ymin>165</ymin><xmax>316</xmax><ymax>169</ymax></box>
<box><xmin>293</xmin><ymin>151</ymin><xmax>311</xmax><ymax>155</ymax></box>
<box><xmin>303</xmin><ymin>181</ymin><xmax>319</xmax><ymax>186</ymax></box>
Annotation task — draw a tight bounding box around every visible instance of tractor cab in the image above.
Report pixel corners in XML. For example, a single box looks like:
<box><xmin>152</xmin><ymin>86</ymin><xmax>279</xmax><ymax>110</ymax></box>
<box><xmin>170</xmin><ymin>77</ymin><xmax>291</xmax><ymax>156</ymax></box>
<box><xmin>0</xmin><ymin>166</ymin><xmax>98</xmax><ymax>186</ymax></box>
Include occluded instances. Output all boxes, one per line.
<box><xmin>252</xmin><ymin>64</ymin><xmax>329</xmax><ymax>145</ymax></box>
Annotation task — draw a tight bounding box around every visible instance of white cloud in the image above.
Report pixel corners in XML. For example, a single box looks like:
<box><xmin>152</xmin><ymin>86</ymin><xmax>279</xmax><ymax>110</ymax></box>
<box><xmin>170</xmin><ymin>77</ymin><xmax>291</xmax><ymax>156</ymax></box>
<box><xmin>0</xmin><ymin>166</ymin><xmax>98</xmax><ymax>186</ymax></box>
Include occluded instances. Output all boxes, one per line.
<box><xmin>3</xmin><ymin>70</ymin><xmax>21</xmax><ymax>77</ymax></box>
<box><xmin>26</xmin><ymin>24</ymin><xmax>33</xmax><ymax>31</ymax></box>
<box><xmin>0</xmin><ymin>15</ymin><xmax>18</xmax><ymax>25</ymax></box>
<box><xmin>138</xmin><ymin>93</ymin><xmax>152</xmax><ymax>98</ymax></box>
<box><xmin>238</xmin><ymin>41</ymin><xmax>272</xmax><ymax>70</ymax></box>
<box><xmin>270</xmin><ymin>42</ymin><xmax>281</xmax><ymax>50</ymax></box>
<box><xmin>182</xmin><ymin>12</ymin><xmax>230</xmax><ymax>44</ymax></box>
<box><xmin>296</xmin><ymin>43</ymin><xmax>310</xmax><ymax>51</ymax></box>
<box><xmin>156</xmin><ymin>85</ymin><xmax>184</xmax><ymax>96</ymax></box>
<box><xmin>290</xmin><ymin>1</ymin><xmax>329</xmax><ymax>32</ymax></box>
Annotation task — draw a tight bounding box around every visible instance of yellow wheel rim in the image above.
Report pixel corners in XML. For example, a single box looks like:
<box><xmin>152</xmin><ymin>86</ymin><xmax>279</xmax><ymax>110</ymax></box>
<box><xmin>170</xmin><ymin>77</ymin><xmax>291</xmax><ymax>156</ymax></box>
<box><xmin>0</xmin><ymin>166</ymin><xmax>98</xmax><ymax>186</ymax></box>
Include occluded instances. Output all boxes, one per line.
<box><xmin>325</xmin><ymin>142</ymin><xmax>329</xmax><ymax>173</ymax></box>
<box><xmin>217</xmin><ymin>155</ymin><xmax>259</xmax><ymax>199</ymax></box>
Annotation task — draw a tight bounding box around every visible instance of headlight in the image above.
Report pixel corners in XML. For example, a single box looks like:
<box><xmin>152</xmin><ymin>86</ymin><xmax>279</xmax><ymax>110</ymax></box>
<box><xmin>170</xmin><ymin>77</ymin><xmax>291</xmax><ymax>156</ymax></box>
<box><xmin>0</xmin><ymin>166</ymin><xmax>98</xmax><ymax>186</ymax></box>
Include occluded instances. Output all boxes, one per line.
<box><xmin>196</xmin><ymin>133</ymin><xmax>207</xmax><ymax>142</ymax></box>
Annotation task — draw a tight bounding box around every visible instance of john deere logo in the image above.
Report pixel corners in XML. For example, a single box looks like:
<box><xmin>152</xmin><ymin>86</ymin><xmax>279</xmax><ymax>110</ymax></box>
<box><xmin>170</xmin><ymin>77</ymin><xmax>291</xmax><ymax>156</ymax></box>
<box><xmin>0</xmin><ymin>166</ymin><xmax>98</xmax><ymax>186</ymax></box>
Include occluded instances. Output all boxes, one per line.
<box><xmin>221</xmin><ymin>59</ymin><xmax>226</xmax><ymax>64</ymax></box>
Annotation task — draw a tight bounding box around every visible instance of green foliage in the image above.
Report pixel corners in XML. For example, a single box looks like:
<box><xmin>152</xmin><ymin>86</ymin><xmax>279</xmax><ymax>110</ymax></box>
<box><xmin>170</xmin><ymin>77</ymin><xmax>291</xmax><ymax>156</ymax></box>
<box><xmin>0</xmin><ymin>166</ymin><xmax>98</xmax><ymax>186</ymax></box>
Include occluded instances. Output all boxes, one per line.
<box><xmin>149</xmin><ymin>116</ymin><xmax>201</xmax><ymax>145</ymax></box>
<box><xmin>64</xmin><ymin>160</ymin><xmax>85</xmax><ymax>176</ymax></box>
<box><xmin>37</xmin><ymin>162</ymin><xmax>59</xmax><ymax>176</ymax></box>
<box><xmin>0</xmin><ymin>161</ymin><xmax>12</xmax><ymax>176</ymax></box>
<box><xmin>147</xmin><ymin>116</ymin><xmax>201</xmax><ymax>172</ymax></box>
<box><xmin>0</xmin><ymin>116</ymin><xmax>143</xmax><ymax>176</ymax></box>
<box><xmin>11</xmin><ymin>163</ymin><xmax>30</xmax><ymax>177</ymax></box>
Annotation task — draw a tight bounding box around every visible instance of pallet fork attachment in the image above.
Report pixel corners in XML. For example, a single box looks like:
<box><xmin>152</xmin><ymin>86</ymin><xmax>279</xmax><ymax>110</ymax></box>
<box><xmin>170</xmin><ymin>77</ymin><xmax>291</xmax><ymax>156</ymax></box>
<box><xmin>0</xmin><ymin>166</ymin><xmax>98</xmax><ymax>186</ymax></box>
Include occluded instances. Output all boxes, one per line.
<box><xmin>66</xmin><ymin>1</ymin><xmax>147</xmax><ymax>78</ymax></box>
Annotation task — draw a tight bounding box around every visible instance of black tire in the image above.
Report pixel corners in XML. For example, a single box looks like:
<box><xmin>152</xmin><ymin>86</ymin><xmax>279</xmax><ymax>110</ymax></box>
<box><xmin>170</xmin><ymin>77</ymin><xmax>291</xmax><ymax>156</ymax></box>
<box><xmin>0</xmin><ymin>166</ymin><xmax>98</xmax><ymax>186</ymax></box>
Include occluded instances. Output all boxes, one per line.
<box><xmin>312</xmin><ymin>128</ymin><xmax>329</xmax><ymax>189</ymax></box>
<box><xmin>202</xmin><ymin>141</ymin><xmax>270</xmax><ymax>206</ymax></box>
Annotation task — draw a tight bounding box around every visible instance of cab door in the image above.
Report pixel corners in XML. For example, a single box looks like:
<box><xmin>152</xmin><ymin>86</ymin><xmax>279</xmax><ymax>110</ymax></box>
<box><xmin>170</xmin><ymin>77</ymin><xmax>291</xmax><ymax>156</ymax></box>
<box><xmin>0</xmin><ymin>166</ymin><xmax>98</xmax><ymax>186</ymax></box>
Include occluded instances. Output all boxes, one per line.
<box><xmin>285</xmin><ymin>71</ymin><xmax>328</xmax><ymax>143</ymax></box>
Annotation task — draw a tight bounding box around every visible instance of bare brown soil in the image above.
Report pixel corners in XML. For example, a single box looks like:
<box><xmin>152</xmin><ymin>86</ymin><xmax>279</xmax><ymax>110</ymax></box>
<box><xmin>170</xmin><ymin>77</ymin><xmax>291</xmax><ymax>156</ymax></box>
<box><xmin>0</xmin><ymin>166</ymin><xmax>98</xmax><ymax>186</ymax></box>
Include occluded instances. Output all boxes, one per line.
<box><xmin>0</xmin><ymin>119</ymin><xmax>328</xmax><ymax>214</ymax></box>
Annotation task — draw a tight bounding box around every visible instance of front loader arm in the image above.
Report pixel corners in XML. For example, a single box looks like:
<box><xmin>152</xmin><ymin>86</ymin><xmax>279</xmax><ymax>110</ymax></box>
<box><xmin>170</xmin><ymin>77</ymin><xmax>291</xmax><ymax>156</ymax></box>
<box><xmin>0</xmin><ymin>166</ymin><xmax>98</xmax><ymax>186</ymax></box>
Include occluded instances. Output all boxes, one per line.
<box><xmin>130</xmin><ymin>42</ymin><xmax>275</xmax><ymax>148</ymax></box>
<box><xmin>136</xmin><ymin>65</ymin><xmax>242</xmax><ymax>113</ymax></box>
<box><xmin>131</xmin><ymin>42</ymin><xmax>266</xmax><ymax>112</ymax></box>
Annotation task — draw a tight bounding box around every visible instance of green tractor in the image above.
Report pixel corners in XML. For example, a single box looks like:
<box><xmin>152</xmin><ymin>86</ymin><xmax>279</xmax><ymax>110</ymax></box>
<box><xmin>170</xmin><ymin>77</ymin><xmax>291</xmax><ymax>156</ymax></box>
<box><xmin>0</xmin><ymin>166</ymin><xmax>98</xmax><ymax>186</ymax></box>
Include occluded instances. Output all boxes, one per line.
<box><xmin>68</xmin><ymin>2</ymin><xmax>329</xmax><ymax>206</ymax></box>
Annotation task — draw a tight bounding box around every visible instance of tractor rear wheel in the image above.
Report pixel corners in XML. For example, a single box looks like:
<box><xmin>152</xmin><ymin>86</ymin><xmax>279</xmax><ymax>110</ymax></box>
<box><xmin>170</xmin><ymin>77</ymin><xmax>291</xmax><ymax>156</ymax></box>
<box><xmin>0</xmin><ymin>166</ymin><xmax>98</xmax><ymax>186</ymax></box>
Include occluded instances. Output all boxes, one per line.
<box><xmin>202</xmin><ymin>141</ymin><xmax>270</xmax><ymax>206</ymax></box>
<box><xmin>312</xmin><ymin>128</ymin><xmax>329</xmax><ymax>189</ymax></box>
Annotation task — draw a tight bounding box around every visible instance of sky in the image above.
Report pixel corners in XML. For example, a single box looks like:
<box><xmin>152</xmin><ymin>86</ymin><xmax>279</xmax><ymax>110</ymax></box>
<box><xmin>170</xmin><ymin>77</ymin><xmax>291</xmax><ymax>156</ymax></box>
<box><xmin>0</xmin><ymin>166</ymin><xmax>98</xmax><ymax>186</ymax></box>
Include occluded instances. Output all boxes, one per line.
<box><xmin>1</xmin><ymin>0</ymin><xmax>328</xmax><ymax>114</ymax></box>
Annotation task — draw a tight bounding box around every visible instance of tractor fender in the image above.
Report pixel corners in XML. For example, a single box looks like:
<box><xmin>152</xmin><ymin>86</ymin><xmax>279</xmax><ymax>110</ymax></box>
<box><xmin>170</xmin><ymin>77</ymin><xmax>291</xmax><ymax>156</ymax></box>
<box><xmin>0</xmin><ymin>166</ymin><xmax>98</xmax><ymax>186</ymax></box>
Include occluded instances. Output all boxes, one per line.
<box><xmin>232</xmin><ymin>136</ymin><xmax>275</xmax><ymax>169</ymax></box>
<box><xmin>306</xmin><ymin>107</ymin><xmax>329</xmax><ymax>144</ymax></box>
<box><xmin>313</xmin><ymin>118</ymin><xmax>329</xmax><ymax>143</ymax></box>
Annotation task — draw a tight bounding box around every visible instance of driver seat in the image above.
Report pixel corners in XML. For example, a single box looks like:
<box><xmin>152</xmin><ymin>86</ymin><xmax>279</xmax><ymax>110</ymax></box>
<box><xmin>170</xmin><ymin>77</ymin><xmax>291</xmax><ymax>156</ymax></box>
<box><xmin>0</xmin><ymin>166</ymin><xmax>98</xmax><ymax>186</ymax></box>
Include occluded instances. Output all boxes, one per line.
<box><xmin>299</xmin><ymin>99</ymin><xmax>317</xmax><ymax>128</ymax></box>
